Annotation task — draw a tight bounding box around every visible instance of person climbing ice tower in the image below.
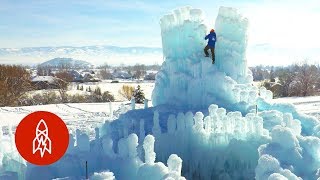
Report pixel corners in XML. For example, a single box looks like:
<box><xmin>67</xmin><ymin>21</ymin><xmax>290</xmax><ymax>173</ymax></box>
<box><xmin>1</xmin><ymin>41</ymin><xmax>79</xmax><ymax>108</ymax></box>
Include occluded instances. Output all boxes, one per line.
<box><xmin>204</xmin><ymin>29</ymin><xmax>216</xmax><ymax>64</ymax></box>
<box><xmin>152</xmin><ymin>7</ymin><xmax>253</xmax><ymax>109</ymax></box>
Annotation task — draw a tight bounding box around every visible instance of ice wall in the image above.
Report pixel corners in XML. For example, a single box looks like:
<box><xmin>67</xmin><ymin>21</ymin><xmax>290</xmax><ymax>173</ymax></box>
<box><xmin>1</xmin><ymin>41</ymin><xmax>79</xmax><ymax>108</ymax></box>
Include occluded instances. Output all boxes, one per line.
<box><xmin>105</xmin><ymin>103</ymin><xmax>270</xmax><ymax>179</ymax></box>
<box><xmin>105</xmin><ymin>99</ymin><xmax>320</xmax><ymax>179</ymax></box>
<box><xmin>152</xmin><ymin>7</ymin><xmax>259</xmax><ymax>110</ymax></box>
<box><xmin>0</xmin><ymin>126</ymin><xmax>185</xmax><ymax>180</ymax></box>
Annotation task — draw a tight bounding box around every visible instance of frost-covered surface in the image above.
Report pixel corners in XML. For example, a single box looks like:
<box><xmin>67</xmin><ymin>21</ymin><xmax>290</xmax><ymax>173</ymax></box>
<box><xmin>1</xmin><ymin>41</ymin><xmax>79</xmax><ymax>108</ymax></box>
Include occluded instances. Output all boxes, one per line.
<box><xmin>1</xmin><ymin>6</ymin><xmax>320</xmax><ymax>180</ymax></box>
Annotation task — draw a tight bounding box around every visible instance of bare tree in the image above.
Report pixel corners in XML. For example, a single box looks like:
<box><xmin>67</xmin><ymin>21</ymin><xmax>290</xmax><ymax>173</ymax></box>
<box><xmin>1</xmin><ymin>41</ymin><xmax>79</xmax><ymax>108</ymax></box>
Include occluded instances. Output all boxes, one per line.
<box><xmin>37</xmin><ymin>65</ymin><xmax>52</xmax><ymax>76</ymax></box>
<box><xmin>0</xmin><ymin>65</ymin><xmax>33</xmax><ymax>106</ymax></box>
<box><xmin>132</xmin><ymin>64</ymin><xmax>146</xmax><ymax>79</ymax></box>
<box><xmin>99</xmin><ymin>69</ymin><xmax>113</xmax><ymax>80</ymax></box>
<box><xmin>118</xmin><ymin>85</ymin><xmax>134</xmax><ymax>100</ymax></box>
<box><xmin>277</xmin><ymin>67</ymin><xmax>295</xmax><ymax>97</ymax></box>
<box><xmin>292</xmin><ymin>63</ymin><xmax>319</xmax><ymax>96</ymax></box>
<box><xmin>55</xmin><ymin>71</ymin><xmax>72</xmax><ymax>102</ymax></box>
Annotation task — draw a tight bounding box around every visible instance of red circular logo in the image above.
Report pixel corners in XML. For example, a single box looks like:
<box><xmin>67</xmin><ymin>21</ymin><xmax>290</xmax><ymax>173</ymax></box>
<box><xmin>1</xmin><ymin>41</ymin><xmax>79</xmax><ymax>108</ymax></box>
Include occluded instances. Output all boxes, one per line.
<box><xmin>15</xmin><ymin>111</ymin><xmax>69</xmax><ymax>166</ymax></box>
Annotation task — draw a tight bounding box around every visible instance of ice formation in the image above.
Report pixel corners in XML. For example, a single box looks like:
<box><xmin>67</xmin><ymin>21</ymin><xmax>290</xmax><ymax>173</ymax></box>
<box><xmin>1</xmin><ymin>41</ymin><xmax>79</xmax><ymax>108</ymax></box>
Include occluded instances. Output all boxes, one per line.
<box><xmin>0</xmin><ymin>129</ymin><xmax>184</xmax><ymax>180</ymax></box>
<box><xmin>1</xmin><ymin>6</ymin><xmax>320</xmax><ymax>180</ymax></box>
<box><xmin>152</xmin><ymin>6</ymin><xmax>262</xmax><ymax>110</ymax></box>
<box><xmin>109</xmin><ymin>105</ymin><xmax>269</xmax><ymax>179</ymax></box>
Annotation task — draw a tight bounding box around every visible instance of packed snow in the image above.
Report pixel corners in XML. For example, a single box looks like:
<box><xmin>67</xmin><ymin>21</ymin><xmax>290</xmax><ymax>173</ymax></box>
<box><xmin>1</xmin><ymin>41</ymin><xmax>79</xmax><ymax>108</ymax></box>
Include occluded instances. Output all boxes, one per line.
<box><xmin>1</xmin><ymin>6</ymin><xmax>320</xmax><ymax>180</ymax></box>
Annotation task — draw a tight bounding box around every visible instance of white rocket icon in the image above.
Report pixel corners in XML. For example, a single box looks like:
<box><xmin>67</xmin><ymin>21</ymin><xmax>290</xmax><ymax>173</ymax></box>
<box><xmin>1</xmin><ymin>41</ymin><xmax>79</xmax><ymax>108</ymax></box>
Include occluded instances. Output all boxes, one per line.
<box><xmin>33</xmin><ymin>119</ymin><xmax>52</xmax><ymax>158</ymax></box>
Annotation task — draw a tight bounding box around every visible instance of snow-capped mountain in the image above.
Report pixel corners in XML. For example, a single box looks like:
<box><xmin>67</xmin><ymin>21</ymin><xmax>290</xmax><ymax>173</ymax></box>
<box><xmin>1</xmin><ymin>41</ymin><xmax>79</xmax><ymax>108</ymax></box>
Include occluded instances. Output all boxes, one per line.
<box><xmin>39</xmin><ymin>58</ymin><xmax>93</xmax><ymax>69</ymax></box>
<box><xmin>0</xmin><ymin>45</ymin><xmax>163</xmax><ymax>66</ymax></box>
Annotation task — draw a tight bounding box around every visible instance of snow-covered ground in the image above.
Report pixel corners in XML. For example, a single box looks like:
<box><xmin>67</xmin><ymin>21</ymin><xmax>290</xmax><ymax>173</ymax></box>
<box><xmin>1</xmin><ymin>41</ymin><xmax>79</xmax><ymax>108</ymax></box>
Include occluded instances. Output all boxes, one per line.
<box><xmin>0</xmin><ymin>81</ymin><xmax>155</xmax><ymax>140</ymax></box>
<box><xmin>272</xmin><ymin>96</ymin><xmax>320</xmax><ymax>119</ymax></box>
<box><xmin>1</xmin><ymin>95</ymin><xmax>320</xmax><ymax>139</ymax></box>
<box><xmin>69</xmin><ymin>80</ymin><xmax>155</xmax><ymax>101</ymax></box>
<box><xmin>27</xmin><ymin>81</ymin><xmax>155</xmax><ymax>102</ymax></box>
<box><xmin>0</xmin><ymin>102</ymin><xmax>147</xmax><ymax>139</ymax></box>
<box><xmin>28</xmin><ymin>81</ymin><xmax>154</xmax><ymax>100</ymax></box>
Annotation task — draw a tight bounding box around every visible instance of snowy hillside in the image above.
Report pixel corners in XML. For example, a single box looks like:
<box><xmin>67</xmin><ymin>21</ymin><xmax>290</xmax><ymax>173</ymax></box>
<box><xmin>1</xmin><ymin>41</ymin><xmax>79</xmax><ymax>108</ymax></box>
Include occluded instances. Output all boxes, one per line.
<box><xmin>39</xmin><ymin>58</ymin><xmax>93</xmax><ymax>68</ymax></box>
<box><xmin>0</xmin><ymin>46</ymin><xmax>163</xmax><ymax>66</ymax></box>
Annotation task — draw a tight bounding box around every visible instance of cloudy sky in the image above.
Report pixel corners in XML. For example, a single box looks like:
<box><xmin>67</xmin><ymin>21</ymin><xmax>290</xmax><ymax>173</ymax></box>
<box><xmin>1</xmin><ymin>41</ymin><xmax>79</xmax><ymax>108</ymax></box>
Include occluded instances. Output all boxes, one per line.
<box><xmin>0</xmin><ymin>0</ymin><xmax>319</xmax><ymax>65</ymax></box>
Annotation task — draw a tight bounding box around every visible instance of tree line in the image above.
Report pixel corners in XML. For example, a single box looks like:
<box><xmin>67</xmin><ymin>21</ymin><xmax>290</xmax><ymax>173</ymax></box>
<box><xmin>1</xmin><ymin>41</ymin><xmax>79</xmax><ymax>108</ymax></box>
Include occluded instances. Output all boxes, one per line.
<box><xmin>0</xmin><ymin>65</ymin><xmax>32</xmax><ymax>106</ymax></box>
<box><xmin>251</xmin><ymin>62</ymin><xmax>320</xmax><ymax>97</ymax></box>
<box><xmin>0</xmin><ymin>65</ymin><xmax>115</xmax><ymax>106</ymax></box>
<box><xmin>98</xmin><ymin>63</ymin><xmax>160</xmax><ymax>80</ymax></box>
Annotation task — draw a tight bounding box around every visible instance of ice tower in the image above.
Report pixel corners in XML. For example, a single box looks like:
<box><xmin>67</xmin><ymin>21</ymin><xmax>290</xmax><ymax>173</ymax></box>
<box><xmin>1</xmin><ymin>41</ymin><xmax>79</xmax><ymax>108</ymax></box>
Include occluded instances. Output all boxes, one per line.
<box><xmin>152</xmin><ymin>7</ymin><xmax>254</xmax><ymax>109</ymax></box>
<box><xmin>215</xmin><ymin>7</ymin><xmax>250</xmax><ymax>83</ymax></box>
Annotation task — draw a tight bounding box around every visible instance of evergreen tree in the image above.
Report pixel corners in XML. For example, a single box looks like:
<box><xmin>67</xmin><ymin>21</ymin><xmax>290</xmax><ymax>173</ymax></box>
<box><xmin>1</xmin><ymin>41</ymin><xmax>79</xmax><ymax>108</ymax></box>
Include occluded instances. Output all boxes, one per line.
<box><xmin>133</xmin><ymin>85</ymin><xmax>145</xmax><ymax>104</ymax></box>
<box><xmin>102</xmin><ymin>91</ymin><xmax>115</xmax><ymax>102</ymax></box>
<box><xmin>94</xmin><ymin>87</ymin><xmax>102</xmax><ymax>96</ymax></box>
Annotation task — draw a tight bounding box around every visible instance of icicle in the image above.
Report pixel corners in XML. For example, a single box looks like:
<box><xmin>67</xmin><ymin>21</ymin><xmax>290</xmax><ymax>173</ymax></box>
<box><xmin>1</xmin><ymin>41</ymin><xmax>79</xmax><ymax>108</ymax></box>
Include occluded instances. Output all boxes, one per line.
<box><xmin>131</xmin><ymin>97</ymin><xmax>136</xmax><ymax>110</ymax></box>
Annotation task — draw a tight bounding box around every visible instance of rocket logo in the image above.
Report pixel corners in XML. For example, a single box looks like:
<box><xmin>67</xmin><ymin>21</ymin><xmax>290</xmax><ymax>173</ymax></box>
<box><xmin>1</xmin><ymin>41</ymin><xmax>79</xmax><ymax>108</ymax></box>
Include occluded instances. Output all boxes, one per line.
<box><xmin>15</xmin><ymin>111</ymin><xmax>69</xmax><ymax>166</ymax></box>
<box><xmin>33</xmin><ymin>119</ymin><xmax>52</xmax><ymax>158</ymax></box>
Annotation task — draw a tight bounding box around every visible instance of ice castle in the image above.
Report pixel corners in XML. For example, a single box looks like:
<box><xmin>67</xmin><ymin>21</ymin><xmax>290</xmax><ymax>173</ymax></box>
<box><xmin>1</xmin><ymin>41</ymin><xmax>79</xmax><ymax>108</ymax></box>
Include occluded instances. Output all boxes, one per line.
<box><xmin>1</xmin><ymin>6</ymin><xmax>320</xmax><ymax>180</ymax></box>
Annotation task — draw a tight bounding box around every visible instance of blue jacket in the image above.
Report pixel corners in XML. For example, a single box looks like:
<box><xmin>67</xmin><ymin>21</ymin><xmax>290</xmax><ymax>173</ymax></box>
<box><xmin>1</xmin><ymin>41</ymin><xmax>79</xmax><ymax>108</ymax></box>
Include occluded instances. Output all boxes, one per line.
<box><xmin>205</xmin><ymin>32</ymin><xmax>216</xmax><ymax>48</ymax></box>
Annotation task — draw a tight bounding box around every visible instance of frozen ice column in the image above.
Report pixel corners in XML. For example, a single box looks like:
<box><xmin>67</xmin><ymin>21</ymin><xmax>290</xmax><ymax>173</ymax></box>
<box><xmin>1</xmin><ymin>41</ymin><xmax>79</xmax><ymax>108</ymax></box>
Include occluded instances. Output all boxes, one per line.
<box><xmin>215</xmin><ymin>7</ymin><xmax>250</xmax><ymax>83</ymax></box>
<box><xmin>160</xmin><ymin>6</ymin><xmax>206</xmax><ymax>60</ymax></box>
<box><xmin>152</xmin><ymin>7</ymin><xmax>207</xmax><ymax>107</ymax></box>
<box><xmin>143</xmin><ymin>135</ymin><xmax>156</xmax><ymax>164</ymax></box>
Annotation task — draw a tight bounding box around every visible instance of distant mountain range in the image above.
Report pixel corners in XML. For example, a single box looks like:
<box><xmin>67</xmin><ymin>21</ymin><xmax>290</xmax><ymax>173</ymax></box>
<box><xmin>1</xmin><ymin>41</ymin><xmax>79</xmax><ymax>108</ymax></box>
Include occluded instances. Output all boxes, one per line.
<box><xmin>39</xmin><ymin>58</ymin><xmax>93</xmax><ymax>69</ymax></box>
<box><xmin>0</xmin><ymin>44</ymin><xmax>318</xmax><ymax>66</ymax></box>
<box><xmin>0</xmin><ymin>45</ymin><xmax>163</xmax><ymax>65</ymax></box>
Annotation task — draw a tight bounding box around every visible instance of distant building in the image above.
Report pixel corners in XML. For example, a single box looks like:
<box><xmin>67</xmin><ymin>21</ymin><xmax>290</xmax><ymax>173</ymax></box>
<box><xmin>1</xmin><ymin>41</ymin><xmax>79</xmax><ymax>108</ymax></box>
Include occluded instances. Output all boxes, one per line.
<box><xmin>112</xmin><ymin>71</ymin><xmax>132</xmax><ymax>79</ymax></box>
<box><xmin>144</xmin><ymin>70</ymin><xmax>157</xmax><ymax>80</ymax></box>
<box><xmin>67</xmin><ymin>70</ymin><xmax>100</xmax><ymax>82</ymax></box>
<box><xmin>31</xmin><ymin>76</ymin><xmax>64</xmax><ymax>90</ymax></box>
<box><xmin>68</xmin><ymin>70</ymin><xmax>83</xmax><ymax>82</ymax></box>
<box><xmin>80</xmin><ymin>70</ymin><xmax>100</xmax><ymax>82</ymax></box>
<box><xmin>82</xmin><ymin>73</ymin><xmax>100</xmax><ymax>82</ymax></box>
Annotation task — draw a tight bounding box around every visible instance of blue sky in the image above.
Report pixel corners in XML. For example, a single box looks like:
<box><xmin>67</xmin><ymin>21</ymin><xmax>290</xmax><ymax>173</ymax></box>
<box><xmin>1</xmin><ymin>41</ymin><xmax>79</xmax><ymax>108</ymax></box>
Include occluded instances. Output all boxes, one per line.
<box><xmin>0</xmin><ymin>0</ymin><xmax>320</xmax><ymax>65</ymax></box>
